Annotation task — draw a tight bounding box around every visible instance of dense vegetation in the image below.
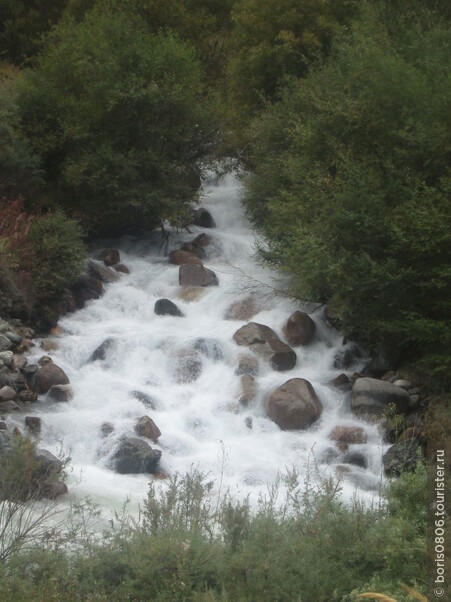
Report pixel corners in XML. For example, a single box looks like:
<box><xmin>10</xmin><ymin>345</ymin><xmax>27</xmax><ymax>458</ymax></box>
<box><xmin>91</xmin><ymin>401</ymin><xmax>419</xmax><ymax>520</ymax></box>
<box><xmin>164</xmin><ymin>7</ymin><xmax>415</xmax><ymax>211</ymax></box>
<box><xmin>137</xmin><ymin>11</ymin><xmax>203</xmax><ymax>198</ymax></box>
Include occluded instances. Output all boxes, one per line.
<box><xmin>0</xmin><ymin>467</ymin><xmax>428</xmax><ymax>601</ymax></box>
<box><xmin>0</xmin><ymin>0</ymin><xmax>449</xmax><ymax>599</ymax></box>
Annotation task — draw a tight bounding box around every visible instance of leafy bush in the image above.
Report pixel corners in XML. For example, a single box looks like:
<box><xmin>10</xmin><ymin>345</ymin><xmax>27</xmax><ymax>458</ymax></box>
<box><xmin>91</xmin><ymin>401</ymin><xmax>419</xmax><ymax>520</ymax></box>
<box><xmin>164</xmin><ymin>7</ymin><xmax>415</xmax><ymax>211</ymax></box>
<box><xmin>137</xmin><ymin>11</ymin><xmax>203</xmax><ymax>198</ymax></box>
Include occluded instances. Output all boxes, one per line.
<box><xmin>28</xmin><ymin>210</ymin><xmax>86</xmax><ymax>301</ymax></box>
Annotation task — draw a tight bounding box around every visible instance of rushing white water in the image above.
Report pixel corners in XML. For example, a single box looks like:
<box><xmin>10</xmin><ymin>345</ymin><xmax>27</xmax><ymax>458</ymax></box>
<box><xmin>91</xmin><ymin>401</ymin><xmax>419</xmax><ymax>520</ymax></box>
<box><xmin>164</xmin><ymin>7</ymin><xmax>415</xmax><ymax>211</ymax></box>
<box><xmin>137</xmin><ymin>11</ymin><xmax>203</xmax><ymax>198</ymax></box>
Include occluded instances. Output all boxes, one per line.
<box><xmin>24</xmin><ymin>172</ymin><xmax>386</xmax><ymax>515</ymax></box>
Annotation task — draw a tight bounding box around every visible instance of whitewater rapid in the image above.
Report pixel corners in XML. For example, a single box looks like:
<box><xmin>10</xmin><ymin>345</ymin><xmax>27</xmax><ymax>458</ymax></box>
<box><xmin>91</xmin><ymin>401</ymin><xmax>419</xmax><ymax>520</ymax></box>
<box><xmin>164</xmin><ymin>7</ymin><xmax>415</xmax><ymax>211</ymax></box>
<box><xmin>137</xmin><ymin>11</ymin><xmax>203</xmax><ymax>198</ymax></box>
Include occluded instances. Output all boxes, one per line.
<box><xmin>26</xmin><ymin>172</ymin><xmax>386</xmax><ymax>514</ymax></box>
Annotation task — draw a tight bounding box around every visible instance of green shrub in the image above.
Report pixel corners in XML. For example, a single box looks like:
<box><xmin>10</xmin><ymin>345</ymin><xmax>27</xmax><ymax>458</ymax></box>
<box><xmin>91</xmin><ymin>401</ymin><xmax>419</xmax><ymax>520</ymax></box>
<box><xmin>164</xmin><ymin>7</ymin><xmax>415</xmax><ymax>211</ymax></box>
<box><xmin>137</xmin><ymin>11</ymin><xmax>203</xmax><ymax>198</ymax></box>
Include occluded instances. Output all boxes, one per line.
<box><xmin>28</xmin><ymin>210</ymin><xmax>86</xmax><ymax>302</ymax></box>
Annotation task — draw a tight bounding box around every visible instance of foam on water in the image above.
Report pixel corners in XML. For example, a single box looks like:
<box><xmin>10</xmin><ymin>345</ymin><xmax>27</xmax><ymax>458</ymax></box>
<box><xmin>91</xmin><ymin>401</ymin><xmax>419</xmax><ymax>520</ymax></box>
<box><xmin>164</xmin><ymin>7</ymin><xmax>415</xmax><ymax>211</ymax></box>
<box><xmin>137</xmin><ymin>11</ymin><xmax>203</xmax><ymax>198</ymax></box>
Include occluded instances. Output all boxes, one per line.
<box><xmin>26</xmin><ymin>172</ymin><xmax>387</xmax><ymax>515</ymax></box>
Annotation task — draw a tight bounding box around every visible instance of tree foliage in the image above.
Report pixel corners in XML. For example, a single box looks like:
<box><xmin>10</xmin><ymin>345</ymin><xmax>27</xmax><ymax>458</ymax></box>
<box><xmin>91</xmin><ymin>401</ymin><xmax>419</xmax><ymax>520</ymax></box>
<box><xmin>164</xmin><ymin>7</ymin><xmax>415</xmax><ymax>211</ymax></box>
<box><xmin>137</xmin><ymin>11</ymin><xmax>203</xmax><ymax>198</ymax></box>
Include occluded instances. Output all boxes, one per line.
<box><xmin>18</xmin><ymin>8</ymin><xmax>215</xmax><ymax>234</ymax></box>
<box><xmin>243</xmin><ymin>2</ymin><xmax>451</xmax><ymax>387</ymax></box>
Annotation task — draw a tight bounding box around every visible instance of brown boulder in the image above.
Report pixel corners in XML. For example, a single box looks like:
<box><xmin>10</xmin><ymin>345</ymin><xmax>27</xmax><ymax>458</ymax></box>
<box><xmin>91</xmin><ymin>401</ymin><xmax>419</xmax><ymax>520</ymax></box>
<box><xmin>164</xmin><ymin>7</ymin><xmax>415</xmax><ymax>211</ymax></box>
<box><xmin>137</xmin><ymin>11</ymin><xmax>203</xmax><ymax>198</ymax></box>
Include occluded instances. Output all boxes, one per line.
<box><xmin>179</xmin><ymin>264</ymin><xmax>218</xmax><ymax>287</ymax></box>
<box><xmin>329</xmin><ymin>426</ymin><xmax>368</xmax><ymax>445</ymax></box>
<box><xmin>233</xmin><ymin>322</ymin><xmax>296</xmax><ymax>371</ymax></box>
<box><xmin>283</xmin><ymin>311</ymin><xmax>316</xmax><ymax>346</ymax></box>
<box><xmin>235</xmin><ymin>354</ymin><xmax>259</xmax><ymax>376</ymax></box>
<box><xmin>98</xmin><ymin>248</ymin><xmax>120</xmax><ymax>266</ymax></box>
<box><xmin>0</xmin><ymin>385</ymin><xmax>17</xmax><ymax>401</ymax></box>
<box><xmin>48</xmin><ymin>384</ymin><xmax>73</xmax><ymax>402</ymax></box>
<box><xmin>25</xmin><ymin>416</ymin><xmax>42</xmax><ymax>434</ymax></box>
<box><xmin>239</xmin><ymin>375</ymin><xmax>256</xmax><ymax>406</ymax></box>
<box><xmin>35</xmin><ymin>357</ymin><xmax>69</xmax><ymax>394</ymax></box>
<box><xmin>170</xmin><ymin>250</ymin><xmax>203</xmax><ymax>266</ymax></box>
<box><xmin>135</xmin><ymin>416</ymin><xmax>161</xmax><ymax>442</ymax></box>
<box><xmin>266</xmin><ymin>378</ymin><xmax>322</xmax><ymax>430</ymax></box>
<box><xmin>192</xmin><ymin>233</ymin><xmax>211</xmax><ymax>247</ymax></box>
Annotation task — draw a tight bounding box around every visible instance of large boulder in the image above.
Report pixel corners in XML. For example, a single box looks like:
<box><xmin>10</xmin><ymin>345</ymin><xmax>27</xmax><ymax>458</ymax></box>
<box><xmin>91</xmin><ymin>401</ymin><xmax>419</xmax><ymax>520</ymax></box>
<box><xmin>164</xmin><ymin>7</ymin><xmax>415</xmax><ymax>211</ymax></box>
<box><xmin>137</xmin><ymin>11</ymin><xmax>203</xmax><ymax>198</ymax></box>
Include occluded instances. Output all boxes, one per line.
<box><xmin>351</xmin><ymin>377</ymin><xmax>410</xmax><ymax>417</ymax></box>
<box><xmin>193</xmin><ymin>208</ymin><xmax>215</xmax><ymax>228</ymax></box>
<box><xmin>169</xmin><ymin>250</ymin><xmax>203</xmax><ymax>266</ymax></box>
<box><xmin>155</xmin><ymin>299</ymin><xmax>184</xmax><ymax>317</ymax></box>
<box><xmin>283</xmin><ymin>311</ymin><xmax>316</xmax><ymax>346</ymax></box>
<box><xmin>34</xmin><ymin>449</ymin><xmax>63</xmax><ymax>478</ymax></box>
<box><xmin>329</xmin><ymin>425</ymin><xmax>368</xmax><ymax>445</ymax></box>
<box><xmin>383</xmin><ymin>440</ymin><xmax>420</xmax><ymax>475</ymax></box>
<box><xmin>98</xmin><ymin>248</ymin><xmax>120</xmax><ymax>266</ymax></box>
<box><xmin>233</xmin><ymin>322</ymin><xmax>296</xmax><ymax>371</ymax></box>
<box><xmin>266</xmin><ymin>378</ymin><xmax>323</xmax><ymax>430</ymax></box>
<box><xmin>112</xmin><ymin>437</ymin><xmax>161</xmax><ymax>474</ymax></box>
<box><xmin>135</xmin><ymin>416</ymin><xmax>161</xmax><ymax>442</ymax></box>
<box><xmin>72</xmin><ymin>274</ymin><xmax>103</xmax><ymax>307</ymax></box>
<box><xmin>35</xmin><ymin>357</ymin><xmax>69</xmax><ymax>394</ymax></box>
<box><xmin>179</xmin><ymin>264</ymin><xmax>219</xmax><ymax>287</ymax></box>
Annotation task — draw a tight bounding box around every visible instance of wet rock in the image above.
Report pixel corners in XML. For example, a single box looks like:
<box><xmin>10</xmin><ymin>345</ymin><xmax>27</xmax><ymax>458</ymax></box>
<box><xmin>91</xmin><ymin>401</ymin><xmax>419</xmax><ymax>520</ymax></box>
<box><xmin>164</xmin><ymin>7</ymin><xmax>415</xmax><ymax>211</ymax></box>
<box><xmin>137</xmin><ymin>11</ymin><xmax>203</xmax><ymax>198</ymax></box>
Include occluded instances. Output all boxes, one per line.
<box><xmin>351</xmin><ymin>377</ymin><xmax>410</xmax><ymax>417</ymax></box>
<box><xmin>329</xmin><ymin>425</ymin><xmax>368</xmax><ymax>445</ymax></box>
<box><xmin>35</xmin><ymin>357</ymin><xmax>70</xmax><ymax>394</ymax></box>
<box><xmin>135</xmin><ymin>416</ymin><xmax>161</xmax><ymax>442</ymax></box>
<box><xmin>179</xmin><ymin>264</ymin><xmax>219</xmax><ymax>287</ymax></box>
<box><xmin>193</xmin><ymin>338</ymin><xmax>223</xmax><ymax>361</ymax></box>
<box><xmin>173</xmin><ymin>350</ymin><xmax>202</xmax><ymax>384</ymax></box>
<box><xmin>0</xmin><ymin>421</ymin><xmax>7</xmax><ymax>430</ymax></box>
<box><xmin>170</xmin><ymin>250</ymin><xmax>203</xmax><ymax>266</ymax></box>
<box><xmin>13</xmin><ymin>355</ymin><xmax>27</xmax><ymax>370</ymax></box>
<box><xmin>225</xmin><ymin>297</ymin><xmax>259</xmax><ymax>321</ymax></box>
<box><xmin>235</xmin><ymin>354</ymin><xmax>259</xmax><ymax>376</ymax></box>
<box><xmin>323</xmin><ymin>306</ymin><xmax>341</xmax><ymax>329</ymax></box>
<box><xmin>5</xmin><ymin>331</ymin><xmax>22</xmax><ymax>345</ymax></box>
<box><xmin>15</xmin><ymin>338</ymin><xmax>34</xmax><ymax>353</ymax></box>
<box><xmin>114</xmin><ymin>263</ymin><xmax>130</xmax><ymax>274</ymax></box>
<box><xmin>154</xmin><ymin>299</ymin><xmax>184</xmax><ymax>317</ymax></box>
<box><xmin>18</xmin><ymin>389</ymin><xmax>38</xmax><ymax>402</ymax></box>
<box><xmin>88</xmin><ymin>259</ymin><xmax>120</xmax><ymax>283</ymax></box>
<box><xmin>25</xmin><ymin>416</ymin><xmax>42</xmax><ymax>434</ymax></box>
<box><xmin>192</xmin><ymin>233</ymin><xmax>212</xmax><ymax>247</ymax></box>
<box><xmin>193</xmin><ymin>208</ymin><xmax>215</xmax><ymax>228</ymax></box>
<box><xmin>89</xmin><ymin>338</ymin><xmax>115</xmax><ymax>362</ymax></box>
<box><xmin>41</xmin><ymin>480</ymin><xmax>68</xmax><ymax>499</ymax></box>
<box><xmin>72</xmin><ymin>274</ymin><xmax>103</xmax><ymax>306</ymax></box>
<box><xmin>0</xmin><ymin>385</ymin><xmax>17</xmax><ymax>401</ymax></box>
<box><xmin>239</xmin><ymin>375</ymin><xmax>256</xmax><ymax>405</ymax></box>
<box><xmin>130</xmin><ymin>391</ymin><xmax>157</xmax><ymax>409</ymax></box>
<box><xmin>98</xmin><ymin>248</ymin><xmax>120</xmax><ymax>266</ymax></box>
<box><xmin>266</xmin><ymin>378</ymin><xmax>323</xmax><ymax>430</ymax></box>
<box><xmin>0</xmin><ymin>334</ymin><xmax>12</xmax><ymax>351</ymax></box>
<box><xmin>100</xmin><ymin>422</ymin><xmax>114</xmax><ymax>437</ymax></box>
<box><xmin>48</xmin><ymin>385</ymin><xmax>73</xmax><ymax>402</ymax></box>
<box><xmin>35</xmin><ymin>449</ymin><xmax>63</xmax><ymax>477</ymax></box>
<box><xmin>233</xmin><ymin>322</ymin><xmax>296</xmax><ymax>371</ymax></box>
<box><xmin>41</xmin><ymin>339</ymin><xmax>59</xmax><ymax>352</ymax></box>
<box><xmin>112</xmin><ymin>437</ymin><xmax>161</xmax><ymax>474</ymax></box>
<box><xmin>329</xmin><ymin>373</ymin><xmax>351</xmax><ymax>389</ymax></box>
<box><xmin>383</xmin><ymin>440</ymin><xmax>420</xmax><ymax>476</ymax></box>
<box><xmin>342</xmin><ymin>451</ymin><xmax>368</xmax><ymax>469</ymax></box>
<box><xmin>283</xmin><ymin>311</ymin><xmax>316</xmax><ymax>346</ymax></box>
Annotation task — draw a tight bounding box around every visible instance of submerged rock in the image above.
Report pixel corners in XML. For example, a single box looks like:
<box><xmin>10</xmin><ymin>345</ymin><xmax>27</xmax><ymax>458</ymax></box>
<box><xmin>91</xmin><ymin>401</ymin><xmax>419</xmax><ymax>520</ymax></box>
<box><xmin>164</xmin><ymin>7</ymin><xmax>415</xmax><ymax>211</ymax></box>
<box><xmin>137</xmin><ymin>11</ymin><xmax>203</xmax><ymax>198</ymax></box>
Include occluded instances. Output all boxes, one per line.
<box><xmin>173</xmin><ymin>350</ymin><xmax>202</xmax><ymax>384</ymax></box>
<box><xmin>193</xmin><ymin>338</ymin><xmax>224</xmax><ymax>361</ymax></box>
<box><xmin>225</xmin><ymin>297</ymin><xmax>259</xmax><ymax>321</ymax></box>
<box><xmin>266</xmin><ymin>378</ymin><xmax>323</xmax><ymax>430</ymax></box>
<box><xmin>88</xmin><ymin>338</ymin><xmax>116</xmax><ymax>362</ymax></box>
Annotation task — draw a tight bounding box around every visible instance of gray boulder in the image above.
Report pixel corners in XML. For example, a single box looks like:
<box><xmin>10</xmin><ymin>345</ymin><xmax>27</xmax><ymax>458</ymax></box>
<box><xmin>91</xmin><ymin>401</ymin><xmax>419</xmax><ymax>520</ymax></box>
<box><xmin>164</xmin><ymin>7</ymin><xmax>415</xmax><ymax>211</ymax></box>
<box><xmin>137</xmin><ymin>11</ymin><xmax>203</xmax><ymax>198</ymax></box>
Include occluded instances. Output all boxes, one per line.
<box><xmin>351</xmin><ymin>377</ymin><xmax>410</xmax><ymax>416</ymax></box>
<box><xmin>179</xmin><ymin>264</ymin><xmax>219</xmax><ymax>287</ymax></box>
<box><xmin>233</xmin><ymin>322</ymin><xmax>296</xmax><ymax>371</ymax></box>
<box><xmin>112</xmin><ymin>437</ymin><xmax>161</xmax><ymax>474</ymax></box>
<box><xmin>155</xmin><ymin>299</ymin><xmax>184</xmax><ymax>317</ymax></box>
<box><xmin>89</xmin><ymin>338</ymin><xmax>115</xmax><ymax>362</ymax></box>
<box><xmin>266</xmin><ymin>378</ymin><xmax>323</xmax><ymax>430</ymax></box>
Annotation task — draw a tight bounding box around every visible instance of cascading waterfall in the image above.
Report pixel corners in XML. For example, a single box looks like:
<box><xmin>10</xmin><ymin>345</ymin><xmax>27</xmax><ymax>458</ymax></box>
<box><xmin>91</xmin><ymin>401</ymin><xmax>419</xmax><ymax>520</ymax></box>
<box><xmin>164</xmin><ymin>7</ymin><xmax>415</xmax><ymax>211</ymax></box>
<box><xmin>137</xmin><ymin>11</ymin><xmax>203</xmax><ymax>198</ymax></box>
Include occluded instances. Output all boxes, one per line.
<box><xmin>26</xmin><ymin>172</ymin><xmax>386</xmax><ymax>515</ymax></box>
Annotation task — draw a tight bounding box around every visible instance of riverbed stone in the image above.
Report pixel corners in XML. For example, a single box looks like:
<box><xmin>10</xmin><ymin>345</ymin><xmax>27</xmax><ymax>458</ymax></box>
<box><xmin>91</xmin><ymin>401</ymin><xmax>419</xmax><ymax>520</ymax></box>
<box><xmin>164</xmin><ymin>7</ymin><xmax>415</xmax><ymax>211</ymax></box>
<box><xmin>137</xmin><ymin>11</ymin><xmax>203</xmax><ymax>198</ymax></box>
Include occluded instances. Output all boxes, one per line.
<box><xmin>170</xmin><ymin>249</ymin><xmax>203</xmax><ymax>266</ymax></box>
<box><xmin>193</xmin><ymin>338</ymin><xmax>224</xmax><ymax>361</ymax></box>
<box><xmin>180</xmin><ymin>242</ymin><xmax>206</xmax><ymax>259</ymax></box>
<box><xmin>98</xmin><ymin>248</ymin><xmax>120</xmax><ymax>266</ymax></box>
<box><xmin>35</xmin><ymin>357</ymin><xmax>70</xmax><ymax>394</ymax></box>
<box><xmin>225</xmin><ymin>297</ymin><xmax>259</xmax><ymax>321</ymax></box>
<box><xmin>0</xmin><ymin>385</ymin><xmax>17</xmax><ymax>401</ymax></box>
<box><xmin>235</xmin><ymin>354</ymin><xmax>259</xmax><ymax>376</ymax></box>
<box><xmin>88</xmin><ymin>259</ymin><xmax>120</xmax><ymax>283</ymax></box>
<box><xmin>154</xmin><ymin>298</ymin><xmax>184</xmax><ymax>317</ymax></box>
<box><xmin>283</xmin><ymin>311</ymin><xmax>316</xmax><ymax>346</ymax></box>
<box><xmin>179</xmin><ymin>264</ymin><xmax>219</xmax><ymax>287</ymax></box>
<box><xmin>89</xmin><ymin>338</ymin><xmax>115</xmax><ymax>362</ymax></box>
<box><xmin>114</xmin><ymin>263</ymin><xmax>130</xmax><ymax>274</ymax></box>
<box><xmin>112</xmin><ymin>437</ymin><xmax>161</xmax><ymax>474</ymax></box>
<box><xmin>351</xmin><ymin>377</ymin><xmax>410</xmax><ymax>417</ymax></box>
<box><xmin>130</xmin><ymin>390</ymin><xmax>157</xmax><ymax>409</ymax></box>
<box><xmin>0</xmin><ymin>335</ymin><xmax>12</xmax><ymax>351</ymax></box>
<box><xmin>233</xmin><ymin>322</ymin><xmax>296</xmax><ymax>371</ymax></box>
<box><xmin>329</xmin><ymin>425</ymin><xmax>368</xmax><ymax>445</ymax></box>
<box><xmin>177</xmin><ymin>287</ymin><xmax>207</xmax><ymax>303</ymax></box>
<box><xmin>135</xmin><ymin>416</ymin><xmax>161</xmax><ymax>442</ymax></box>
<box><xmin>25</xmin><ymin>416</ymin><xmax>42</xmax><ymax>434</ymax></box>
<box><xmin>48</xmin><ymin>384</ymin><xmax>73</xmax><ymax>402</ymax></box>
<box><xmin>266</xmin><ymin>378</ymin><xmax>323</xmax><ymax>430</ymax></box>
<box><xmin>192</xmin><ymin>233</ymin><xmax>212</xmax><ymax>247</ymax></box>
<box><xmin>239</xmin><ymin>375</ymin><xmax>256</xmax><ymax>405</ymax></box>
<box><xmin>193</xmin><ymin>208</ymin><xmax>215</xmax><ymax>228</ymax></box>
<box><xmin>342</xmin><ymin>451</ymin><xmax>368</xmax><ymax>469</ymax></box>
